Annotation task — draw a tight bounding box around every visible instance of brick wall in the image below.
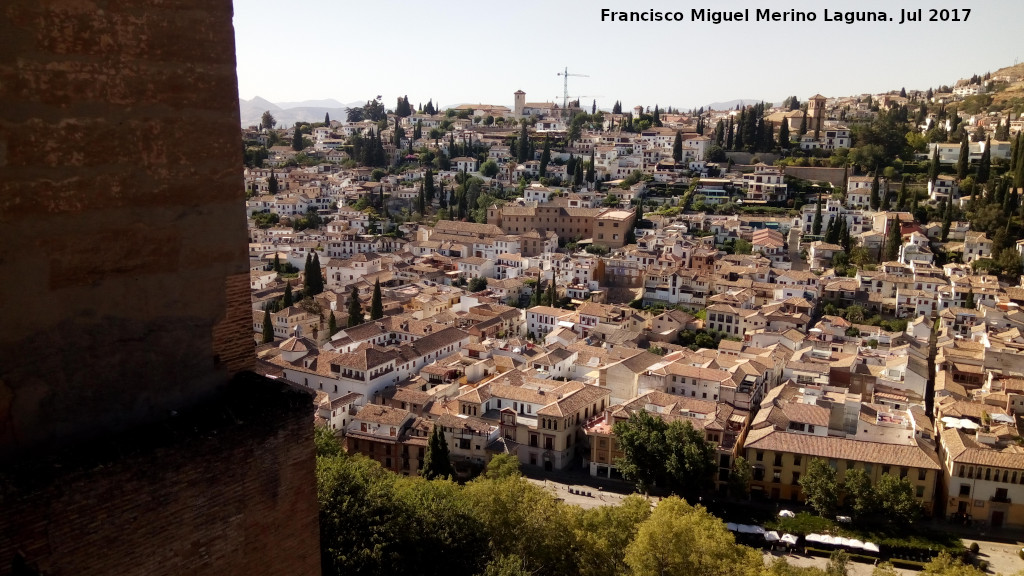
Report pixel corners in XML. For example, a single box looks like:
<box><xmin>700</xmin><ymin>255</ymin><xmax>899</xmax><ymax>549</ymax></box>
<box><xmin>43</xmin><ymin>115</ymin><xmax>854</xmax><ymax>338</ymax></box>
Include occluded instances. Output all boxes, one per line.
<box><xmin>0</xmin><ymin>0</ymin><xmax>252</xmax><ymax>457</ymax></box>
<box><xmin>0</xmin><ymin>376</ymin><xmax>321</xmax><ymax>576</ymax></box>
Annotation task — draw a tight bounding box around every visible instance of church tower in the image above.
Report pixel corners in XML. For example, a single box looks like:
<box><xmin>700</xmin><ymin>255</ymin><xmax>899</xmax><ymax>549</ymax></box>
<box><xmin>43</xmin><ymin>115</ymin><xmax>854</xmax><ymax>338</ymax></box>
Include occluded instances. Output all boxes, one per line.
<box><xmin>808</xmin><ymin>94</ymin><xmax>827</xmax><ymax>134</ymax></box>
<box><xmin>514</xmin><ymin>90</ymin><xmax>526</xmax><ymax>118</ymax></box>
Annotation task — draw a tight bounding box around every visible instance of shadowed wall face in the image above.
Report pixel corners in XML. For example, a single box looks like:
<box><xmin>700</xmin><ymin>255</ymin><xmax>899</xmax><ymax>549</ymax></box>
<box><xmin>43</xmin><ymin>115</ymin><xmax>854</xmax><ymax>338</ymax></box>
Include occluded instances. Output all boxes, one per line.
<box><xmin>0</xmin><ymin>0</ymin><xmax>253</xmax><ymax>457</ymax></box>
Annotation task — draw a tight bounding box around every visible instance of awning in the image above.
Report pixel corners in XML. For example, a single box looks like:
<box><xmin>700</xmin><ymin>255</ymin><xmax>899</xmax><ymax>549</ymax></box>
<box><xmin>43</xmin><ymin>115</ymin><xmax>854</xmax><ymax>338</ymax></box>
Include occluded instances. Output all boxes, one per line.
<box><xmin>778</xmin><ymin>510</ymin><xmax>796</xmax><ymax>518</ymax></box>
<box><xmin>781</xmin><ymin>534</ymin><xmax>799</xmax><ymax>546</ymax></box>
<box><xmin>764</xmin><ymin>531</ymin><xmax>781</xmax><ymax>542</ymax></box>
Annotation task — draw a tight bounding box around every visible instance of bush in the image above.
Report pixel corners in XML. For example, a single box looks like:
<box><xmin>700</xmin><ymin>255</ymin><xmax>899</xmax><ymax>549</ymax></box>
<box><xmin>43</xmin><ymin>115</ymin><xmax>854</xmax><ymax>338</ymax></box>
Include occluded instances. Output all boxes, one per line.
<box><xmin>889</xmin><ymin>558</ymin><xmax>928</xmax><ymax>570</ymax></box>
<box><xmin>969</xmin><ymin>542</ymin><xmax>980</xmax><ymax>554</ymax></box>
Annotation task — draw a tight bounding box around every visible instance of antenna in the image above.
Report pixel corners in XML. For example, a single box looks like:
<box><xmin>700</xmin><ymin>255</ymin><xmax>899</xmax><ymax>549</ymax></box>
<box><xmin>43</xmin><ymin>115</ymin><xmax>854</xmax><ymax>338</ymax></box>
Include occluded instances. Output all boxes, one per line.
<box><xmin>557</xmin><ymin>67</ymin><xmax>589</xmax><ymax>112</ymax></box>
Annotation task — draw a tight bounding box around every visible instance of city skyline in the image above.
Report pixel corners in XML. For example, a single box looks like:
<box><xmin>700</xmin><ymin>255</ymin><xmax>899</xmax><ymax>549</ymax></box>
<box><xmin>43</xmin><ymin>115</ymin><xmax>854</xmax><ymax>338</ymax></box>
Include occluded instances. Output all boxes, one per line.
<box><xmin>233</xmin><ymin>0</ymin><xmax>1024</xmax><ymax>111</ymax></box>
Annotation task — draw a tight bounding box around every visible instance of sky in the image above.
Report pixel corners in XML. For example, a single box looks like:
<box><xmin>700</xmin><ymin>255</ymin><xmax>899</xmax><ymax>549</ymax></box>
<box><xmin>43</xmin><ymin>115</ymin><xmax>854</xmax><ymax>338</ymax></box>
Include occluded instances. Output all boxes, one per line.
<box><xmin>233</xmin><ymin>0</ymin><xmax>1024</xmax><ymax>111</ymax></box>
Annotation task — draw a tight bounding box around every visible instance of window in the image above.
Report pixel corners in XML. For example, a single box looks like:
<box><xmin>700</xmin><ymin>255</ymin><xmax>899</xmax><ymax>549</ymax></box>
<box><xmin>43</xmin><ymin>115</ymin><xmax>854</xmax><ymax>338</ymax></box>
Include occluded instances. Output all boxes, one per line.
<box><xmin>756</xmin><ymin>451</ymin><xmax>764</xmax><ymax>462</ymax></box>
<box><xmin>918</xmin><ymin>469</ymin><xmax>927</xmax><ymax>481</ymax></box>
<box><xmin>959</xmin><ymin>484</ymin><xmax>971</xmax><ymax>497</ymax></box>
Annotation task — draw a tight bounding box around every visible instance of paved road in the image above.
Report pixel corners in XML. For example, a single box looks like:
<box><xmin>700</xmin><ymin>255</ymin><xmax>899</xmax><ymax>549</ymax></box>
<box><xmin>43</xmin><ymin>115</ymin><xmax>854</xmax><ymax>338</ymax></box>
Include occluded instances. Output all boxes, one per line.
<box><xmin>527</xmin><ymin>476</ymin><xmax>1024</xmax><ymax>575</ymax></box>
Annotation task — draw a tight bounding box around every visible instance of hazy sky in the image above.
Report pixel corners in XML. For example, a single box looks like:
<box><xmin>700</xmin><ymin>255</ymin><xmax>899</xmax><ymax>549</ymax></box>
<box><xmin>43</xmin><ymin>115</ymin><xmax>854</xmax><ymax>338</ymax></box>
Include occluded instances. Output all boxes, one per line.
<box><xmin>233</xmin><ymin>0</ymin><xmax>1024</xmax><ymax>110</ymax></box>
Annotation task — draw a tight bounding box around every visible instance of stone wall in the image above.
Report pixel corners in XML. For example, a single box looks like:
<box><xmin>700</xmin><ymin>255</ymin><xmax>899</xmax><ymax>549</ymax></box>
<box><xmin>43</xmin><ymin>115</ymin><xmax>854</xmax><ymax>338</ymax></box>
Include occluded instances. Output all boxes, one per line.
<box><xmin>0</xmin><ymin>376</ymin><xmax>321</xmax><ymax>576</ymax></box>
<box><xmin>0</xmin><ymin>0</ymin><xmax>252</xmax><ymax>457</ymax></box>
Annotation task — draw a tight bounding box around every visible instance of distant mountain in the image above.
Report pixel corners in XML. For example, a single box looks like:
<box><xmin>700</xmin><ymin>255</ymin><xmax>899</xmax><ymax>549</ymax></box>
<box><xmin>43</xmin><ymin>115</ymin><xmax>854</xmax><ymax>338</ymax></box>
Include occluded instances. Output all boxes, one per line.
<box><xmin>238</xmin><ymin>97</ymin><xmax>352</xmax><ymax>128</ymax></box>
<box><xmin>704</xmin><ymin>99</ymin><xmax>767</xmax><ymax>111</ymax></box>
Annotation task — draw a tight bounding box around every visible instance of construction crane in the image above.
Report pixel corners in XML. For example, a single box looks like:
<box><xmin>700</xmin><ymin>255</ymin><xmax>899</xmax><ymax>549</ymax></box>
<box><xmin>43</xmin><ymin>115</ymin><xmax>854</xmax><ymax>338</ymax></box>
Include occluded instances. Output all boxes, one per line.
<box><xmin>557</xmin><ymin>67</ymin><xmax>589</xmax><ymax>111</ymax></box>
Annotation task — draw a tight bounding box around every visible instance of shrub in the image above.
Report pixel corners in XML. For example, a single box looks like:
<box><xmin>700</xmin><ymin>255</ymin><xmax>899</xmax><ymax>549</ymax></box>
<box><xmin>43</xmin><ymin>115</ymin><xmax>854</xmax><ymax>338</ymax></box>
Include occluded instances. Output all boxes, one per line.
<box><xmin>969</xmin><ymin>542</ymin><xmax>980</xmax><ymax>555</ymax></box>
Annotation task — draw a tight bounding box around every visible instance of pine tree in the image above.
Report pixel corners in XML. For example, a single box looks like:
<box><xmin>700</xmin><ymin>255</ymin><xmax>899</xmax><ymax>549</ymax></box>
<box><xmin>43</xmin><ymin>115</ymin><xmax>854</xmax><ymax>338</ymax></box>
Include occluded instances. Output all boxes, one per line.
<box><xmin>977</xmin><ymin>137</ymin><xmax>992</xmax><ymax>184</ymax></box>
<box><xmin>371</xmin><ymin>278</ymin><xmax>384</xmax><ymax>320</ymax></box>
<box><xmin>283</xmin><ymin>281</ymin><xmax>294</xmax><ymax>308</ymax></box>
<box><xmin>672</xmin><ymin>131</ymin><xmax>682</xmax><ymax>162</ymax></box>
<box><xmin>262</xmin><ymin>308</ymin><xmax>274</xmax><ymax>344</ymax></box>
<box><xmin>957</xmin><ymin>135</ymin><xmax>970</xmax><ymax>180</ymax></box>
<box><xmin>327</xmin><ymin>310</ymin><xmax>338</xmax><ymax>337</ymax></box>
<box><xmin>347</xmin><ymin>286</ymin><xmax>363</xmax><ymax>327</ymax></box>
<box><xmin>885</xmin><ymin>219</ymin><xmax>902</xmax><ymax>262</ymax></box>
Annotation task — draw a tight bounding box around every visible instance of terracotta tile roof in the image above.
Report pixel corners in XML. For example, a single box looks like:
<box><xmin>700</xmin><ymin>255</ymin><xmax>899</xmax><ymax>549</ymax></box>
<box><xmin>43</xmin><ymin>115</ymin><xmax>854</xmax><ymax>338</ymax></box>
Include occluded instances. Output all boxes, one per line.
<box><xmin>744</xmin><ymin>427</ymin><xmax>940</xmax><ymax>469</ymax></box>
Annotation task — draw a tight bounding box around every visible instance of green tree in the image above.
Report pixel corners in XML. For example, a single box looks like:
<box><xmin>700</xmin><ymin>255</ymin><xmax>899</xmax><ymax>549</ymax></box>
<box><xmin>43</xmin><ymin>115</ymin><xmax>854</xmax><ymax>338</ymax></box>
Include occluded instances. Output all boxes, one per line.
<box><xmin>268</xmin><ymin>172</ymin><xmax>278</xmax><ymax>195</ymax></box>
<box><xmin>778</xmin><ymin>119</ymin><xmax>790</xmax><ymax>148</ymax></box>
<box><xmin>728</xmin><ymin>456</ymin><xmax>752</xmax><ymax>499</ymax></box>
<box><xmin>941</xmin><ymin>199</ymin><xmax>953</xmax><ymax>241</ymax></box>
<box><xmin>664</xmin><ymin>420</ymin><xmax>717</xmax><ymax>499</ymax></box>
<box><xmin>800</xmin><ymin>458</ymin><xmax>842</xmax><ymax>517</ymax></box>
<box><xmin>613</xmin><ymin>410</ymin><xmax>667</xmax><ymax>492</ymax></box>
<box><xmin>812</xmin><ymin>195</ymin><xmax>823</xmax><ymax>235</ymax></box>
<box><xmin>261</xmin><ymin>110</ymin><xmax>276</xmax><ymax>130</ymax></box>
<box><xmin>574</xmin><ymin>495</ymin><xmax>652</xmax><ymax>576</ymax></box>
<box><xmin>885</xmin><ymin>219</ymin><xmax>902</xmax><ymax>262</ymax></box>
<box><xmin>370</xmin><ymin>278</ymin><xmax>384</xmax><ymax>320</ymax></box>
<box><xmin>327</xmin><ymin>310</ymin><xmax>338</xmax><ymax>337</ymax></box>
<box><xmin>262</xmin><ymin>307</ymin><xmax>274</xmax><ymax>343</ymax></box>
<box><xmin>874</xmin><ymin>473</ymin><xmax>921</xmax><ymax>525</ymax></box>
<box><xmin>672</xmin><ymin>131</ymin><xmax>683</xmax><ymax>162</ymax></box>
<box><xmin>347</xmin><ymin>286</ymin><xmax>363</xmax><ymax>327</ymax></box>
<box><xmin>303</xmin><ymin>253</ymin><xmax>314</xmax><ymax>294</ymax></box>
<box><xmin>517</xmin><ymin>124</ymin><xmax>530</xmax><ymax>163</ymax></box>
<box><xmin>869</xmin><ymin>170</ymin><xmax>881</xmax><ymax>211</ymax></box>
<box><xmin>483</xmin><ymin>453</ymin><xmax>522</xmax><ymax>480</ymax></box>
<box><xmin>825</xmin><ymin>550</ymin><xmax>850</xmax><ymax>576</ymax></box>
<box><xmin>842</xmin><ymin>467</ymin><xmax>874</xmax><ymax>519</ymax></box>
<box><xmin>469</xmin><ymin>276</ymin><xmax>488</xmax><ymax>292</ymax></box>
<box><xmin>292</xmin><ymin>123</ymin><xmax>304</xmax><ymax>151</ymax></box>
<box><xmin>283</xmin><ymin>281</ymin><xmax>294</xmax><ymax>308</ymax></box>
<box><xmin>624</xmin><ymin>497</ymin><xmax>759</xmax><ymax>576</ymax></box>
<box><xmin>421</xmin><ymin>425</ymin><xmax>455</xmax><ymax>480</ymax></box>
<box><xmin>976</xmin><ymin>137</ymin><xmax>991</xmax><ymax>184</ymax></box>
<box><xmin>929</xmin><ymin>147</ymin><xmax>940</xmax><ymax>183</ymax></box>
<box><xmin>539</xmin><ymin>134</ymin><xmax>551</xmax><ymax>178</ymax></box>
<box><xmin>480</xmin><ymin>159</ymin><xmax>499</xmax><ymax>178</ymax></box>
<box><xmin>957</xmin><ymin>135</ymin><xmax>970</xmax><ymax>180</ymax></box>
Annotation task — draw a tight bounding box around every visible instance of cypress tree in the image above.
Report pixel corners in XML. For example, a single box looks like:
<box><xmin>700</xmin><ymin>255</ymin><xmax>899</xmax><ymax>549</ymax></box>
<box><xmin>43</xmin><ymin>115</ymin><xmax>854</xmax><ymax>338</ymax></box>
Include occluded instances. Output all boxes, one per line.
<box><xmin>799</xmin><ymin>109</ymin><xmax>808</xmax><ymax>135</ymax></box>
<box><xmin>672</xmin><ymin>131</ymin><xmax>682</xmax><ymax>162</ymax></box>
<box><xmin>574</xmin><ymin>161</ymin><xmax>583</xmax><ymax>186</ymax></box>
<box><xmin>726</xmin><ymin>118</ymin><xmax>734</xmax><ymax>150</ymax></box>
<box><xmin>371</xmin><ymin>278</ymin><xmax>384</xmax><ymax>320</ymax></box>
<box><xmin>518</xmin><ymin>123</ymin><xmax>530</xmax><ymax>162</ymax></box>
<box><xmin>273</xmin><ymin>253</ymin><xmax>281</xmax><ymax>272</ymax></box>
<box><xmin>327</xmin><ymin>310</ymin><xmax>338</xmax><ymax>337</ymax></box>
<box><xmin>778</xmin><ymin>120</ymin><xmax>790</xmax><ymax>149</ymax></box>
<box><xmin>303</xmin><ymin>253</ymin><xmax>313</xmax><ymax>294</ymax></box>
<box><xmin>310</xmin><ymin>253</ymin><xmax>323</xmax><ymax>295</ymax></box>
<box><xmin>547</xmin><ymin>278</ymin><xmax>557</xmax><ymax>307</ymax></box>
<box><xmin>417</xmin><ymin>180</ymin><xmax>426</xmax><ymax>216</ymax></box>
<box><xmin>347</xmin><ymin>286</ymin><xmax>363</xmax><ymax>327</ymax></box>
<box><xmin>424</xmin><ymin>168</ymin><xmax>435</xmax><ymax>203</ymax></box>
<box><xmin>897</xmin><ymin>176</ymin><xmax>908</xmax><ymax>210</ymax></box>
<box><xmin>539</xmin><ymin>134</ymin><xmax>551</xmax><ymax>178</ymax></box>
<box><xmin>586</xmin><ymin>149</ymin><xmax>596</xmax><ymax>183</ymax></box>
<box><xmin>957</xmin><ymin>135</ymin><xmax>969</xmax><ymax>180</ymax></box>
<box><xmin>812</xmin><ymin>194</ymin><xmax>823</xmax><ymax>235</ymax></box>
<box><xmin>965</xmin><ymin>288</ymin><xmax>975</xmax><ymax>309</ymax></box>
<box><xmin>268</xmin><ymin>172</ymin><xmax>278</xmax><ymax>195</ymax></box>
<box><xmin>839</xmin><ymin>218</ymin><xmax>851</xmax><ymax>253</ymax></box>
<box><xmin>262</xmin><ymin>308</ymin><xmax>274</xmax><ymax>344</ymax></box>
<box><xmin>283</xmin><ymin>281</ymin><xmax>294</xmax><ymax>308</ymax></box>
<box><xmin>421</xmin><ymin>426</ymin><xmax>454</xmax><ymax>480</ymax></box>
<box><xmin>324</xmin><ymin>112</ymin><xmax>330</xmax><ymax>124</ymax></box>
<box><xmin>824</xmin><ymin>216</ymin><xmax>837</xmax><ymax>244</ymax></box>
<box><xmin>885</xmin><ymin>219</ymin><xmax>902</xmax><ymax>262</ymax></box>
<box><xmin>941</xmin><ymin>198</ymin><xmax>952</xmax><ymax>241</ymax></box>
<box><xmin>292</xmin><ymin>123</ymin><xmax>303</xmax><ymax>151</ymax></box>
<box><xmin>869</xmin><ymin>170</ymin><xmax>881</xmax><ymax>211</ymax></box>
<box><xmin>976</xmin><ymin>137</ymin><xmax>992</xmax><ymax>184</ymax></box>
<box><xmin>929</xmin><ymin>147</ymin><xmax>940</xmax><ymax>183</ymax></box>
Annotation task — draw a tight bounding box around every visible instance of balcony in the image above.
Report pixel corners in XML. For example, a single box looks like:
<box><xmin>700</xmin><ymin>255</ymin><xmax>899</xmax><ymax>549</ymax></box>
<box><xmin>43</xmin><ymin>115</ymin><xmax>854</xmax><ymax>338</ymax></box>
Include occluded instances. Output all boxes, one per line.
<box><xmin>990</xmin><ymin>495</ymin><xmax>1012</xmax><ymax>504</ymax></box>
